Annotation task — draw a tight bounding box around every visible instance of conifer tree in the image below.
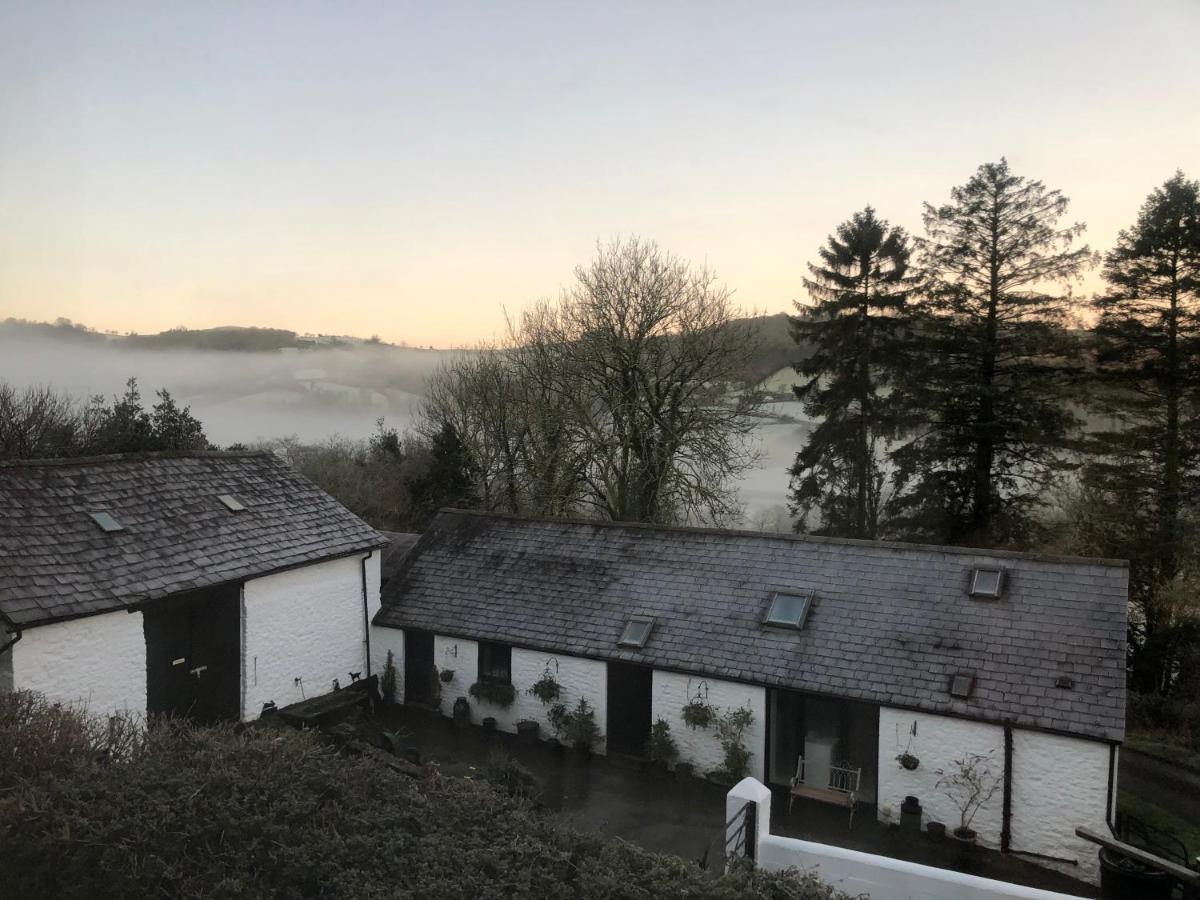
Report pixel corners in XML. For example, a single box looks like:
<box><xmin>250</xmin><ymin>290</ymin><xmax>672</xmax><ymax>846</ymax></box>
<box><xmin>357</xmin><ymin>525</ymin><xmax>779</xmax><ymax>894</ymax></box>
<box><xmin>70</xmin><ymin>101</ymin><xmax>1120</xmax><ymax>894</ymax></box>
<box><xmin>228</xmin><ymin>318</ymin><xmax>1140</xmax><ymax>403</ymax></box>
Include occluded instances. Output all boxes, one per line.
<box><xmin>1083</xmin><ymin>172</ymin><xmax>1200</xmax><ymax>691</ymax></box>
<box><xmin>892</xmin><ymin>159</ymin><xmax>1092</xmax><ymax>546</ymax></box>
<box><xmin>788</xmin><ymin>207</ymin><xmax>911</xmax><ymax>538</ymax></box>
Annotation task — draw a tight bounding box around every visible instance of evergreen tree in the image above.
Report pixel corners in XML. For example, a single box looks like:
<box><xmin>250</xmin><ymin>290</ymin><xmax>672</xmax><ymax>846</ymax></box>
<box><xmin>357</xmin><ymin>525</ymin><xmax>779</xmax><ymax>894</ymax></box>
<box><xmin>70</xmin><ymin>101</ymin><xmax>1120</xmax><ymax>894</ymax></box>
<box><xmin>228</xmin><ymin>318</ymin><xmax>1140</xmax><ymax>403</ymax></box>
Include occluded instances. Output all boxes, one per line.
<box><xmin>892</xmin><ymin>159</ymin><xmax>1093</xmax><ymax>546</ymax></box>
<box><xmin>150</xmin><ymin>389</ymin><xmax>209</xmax><ymax>452</ymax></box>
<box><xmin>788</xmin><ymin>207</ymin><xmax>911</xmax><ymax>538</ymax></box>
<box><xmin>407</xmin><ymin>421</ymin><xmax>477</xmax><ymax>523</ymax></box>
<box><xmin>1084</xmin><ymin>171</ymin><xmax>1200</xmax><ymax>692</ymax></box>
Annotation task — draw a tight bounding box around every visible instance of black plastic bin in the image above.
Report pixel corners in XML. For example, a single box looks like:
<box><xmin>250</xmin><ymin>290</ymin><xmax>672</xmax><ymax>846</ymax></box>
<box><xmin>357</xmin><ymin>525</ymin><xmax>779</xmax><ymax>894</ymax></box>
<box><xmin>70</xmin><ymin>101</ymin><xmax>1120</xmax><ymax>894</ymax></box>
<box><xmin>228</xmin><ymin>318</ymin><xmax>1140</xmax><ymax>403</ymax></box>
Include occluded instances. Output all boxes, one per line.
<box><xmin>1098</xmin><ymin>847</ymin><xmax>1173</xmax><ymax>900</ymax></box>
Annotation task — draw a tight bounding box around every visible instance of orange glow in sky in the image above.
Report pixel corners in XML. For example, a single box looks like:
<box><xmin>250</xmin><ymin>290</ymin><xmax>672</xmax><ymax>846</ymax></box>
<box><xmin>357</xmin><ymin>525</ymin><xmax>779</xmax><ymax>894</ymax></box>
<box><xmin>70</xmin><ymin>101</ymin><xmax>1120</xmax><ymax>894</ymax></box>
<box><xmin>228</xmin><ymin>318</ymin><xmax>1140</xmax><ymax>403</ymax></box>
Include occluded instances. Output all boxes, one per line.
<box><xmin>1</xmin><ymin>1</ymin><xmax>1196</xmax><ymax>347</ymax></box>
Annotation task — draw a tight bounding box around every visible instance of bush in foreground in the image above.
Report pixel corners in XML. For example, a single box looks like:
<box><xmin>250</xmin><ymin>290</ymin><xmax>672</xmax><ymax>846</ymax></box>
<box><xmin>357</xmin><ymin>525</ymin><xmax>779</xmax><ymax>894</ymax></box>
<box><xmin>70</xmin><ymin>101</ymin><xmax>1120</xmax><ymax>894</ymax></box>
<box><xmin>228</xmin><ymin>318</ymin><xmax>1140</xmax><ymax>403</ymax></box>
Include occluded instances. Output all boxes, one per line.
<box><xmin>0</xmin><ymin>693</ymin><xmax>849</xmax><ymax>899</ymax></box>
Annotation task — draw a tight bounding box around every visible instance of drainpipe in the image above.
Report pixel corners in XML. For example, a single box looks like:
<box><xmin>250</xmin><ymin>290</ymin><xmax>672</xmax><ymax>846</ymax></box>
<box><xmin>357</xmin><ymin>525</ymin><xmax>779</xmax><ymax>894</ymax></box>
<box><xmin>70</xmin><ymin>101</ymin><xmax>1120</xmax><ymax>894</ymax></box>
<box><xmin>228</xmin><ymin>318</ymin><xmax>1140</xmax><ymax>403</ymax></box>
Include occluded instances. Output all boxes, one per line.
<box><xmin>1105</xmin><ymin>742</ymin><xmax>1117</xmax><ymax>832</ymax></box>
<box><xmin>1001</xmin><ymin>722</ymin><xmax>1013</xmax><ymax>853</ymax></box>
<box><xmin>360</xmin><ymin>552</ymin><xmax>373</xmax><ymax>677</ymax></box>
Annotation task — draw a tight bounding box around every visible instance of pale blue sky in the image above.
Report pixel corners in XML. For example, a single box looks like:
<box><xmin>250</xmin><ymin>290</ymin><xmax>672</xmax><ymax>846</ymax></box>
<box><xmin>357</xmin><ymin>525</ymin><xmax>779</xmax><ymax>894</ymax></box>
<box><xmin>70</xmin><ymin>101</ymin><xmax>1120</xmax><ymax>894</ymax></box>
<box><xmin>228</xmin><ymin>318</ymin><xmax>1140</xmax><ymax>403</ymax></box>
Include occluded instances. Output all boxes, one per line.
<box><xmin>1</xmin><ymin>1</ymin><xmax>1196</xmax><ymax>345</ymax></box>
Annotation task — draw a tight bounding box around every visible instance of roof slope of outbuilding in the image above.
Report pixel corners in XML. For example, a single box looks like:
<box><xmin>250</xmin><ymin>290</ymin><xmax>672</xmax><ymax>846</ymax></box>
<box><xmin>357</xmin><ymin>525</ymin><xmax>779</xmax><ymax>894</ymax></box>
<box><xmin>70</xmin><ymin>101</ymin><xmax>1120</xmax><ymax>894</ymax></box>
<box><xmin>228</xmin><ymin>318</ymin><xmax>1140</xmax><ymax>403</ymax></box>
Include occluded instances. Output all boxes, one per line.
<box><xmin>376</xmin><ymin>510</ymin><xmax>1128</xmax><ymax>742</ymax></box>
<box><xmin>0</xmin><ymin>452</ymin><xmax>388</xmax><ymax>628</ymax></box>
<box><xmin>378</xmin><ymin>531</ymin><xmax>421</xmax><ymax>586</ymax></box>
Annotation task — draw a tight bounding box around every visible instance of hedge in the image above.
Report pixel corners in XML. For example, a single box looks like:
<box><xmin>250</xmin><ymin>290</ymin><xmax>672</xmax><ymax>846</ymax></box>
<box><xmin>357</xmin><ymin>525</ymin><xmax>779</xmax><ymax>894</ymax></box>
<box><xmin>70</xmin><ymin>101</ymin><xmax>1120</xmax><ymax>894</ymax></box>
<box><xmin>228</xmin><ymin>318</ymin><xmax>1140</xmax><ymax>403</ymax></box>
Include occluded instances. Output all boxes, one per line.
<box><xmin>0</xmin><ymin>692</ymin><xmax>850</xmax><ymax>899</ymax></box>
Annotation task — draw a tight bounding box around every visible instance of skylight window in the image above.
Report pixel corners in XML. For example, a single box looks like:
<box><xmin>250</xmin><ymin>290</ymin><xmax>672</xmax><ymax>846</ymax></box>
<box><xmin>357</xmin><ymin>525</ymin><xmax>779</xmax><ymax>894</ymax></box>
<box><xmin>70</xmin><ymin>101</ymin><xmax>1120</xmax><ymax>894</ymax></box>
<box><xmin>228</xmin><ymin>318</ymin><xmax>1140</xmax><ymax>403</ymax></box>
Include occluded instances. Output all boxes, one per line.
<box><xmin>618</xmin><ymin>616</ymin><xmax>655</xmax><ymax>649</ymax></box>
<box><xmin>89</xmin><ymin>511</ymin><xmax>125</xmax><ymax>533</ymax></box>
<box><xmin>763</xmin><ymin>590</ymin><xmax>814</xmax><ymax>630</ymax></box>
<box><xmin>218</xmin><ymin>494</ymin><xmax>246</xmax><ymax>512</ymax></box>
<box><xmin>970</xmin><ymin>567</ymin><xmax>1004</xmax><ymax>598</ymax></box>
<box><xmin>949</xmin><ymin>672</ymin><xmax>976</xmax><ymax>699</ymax></box>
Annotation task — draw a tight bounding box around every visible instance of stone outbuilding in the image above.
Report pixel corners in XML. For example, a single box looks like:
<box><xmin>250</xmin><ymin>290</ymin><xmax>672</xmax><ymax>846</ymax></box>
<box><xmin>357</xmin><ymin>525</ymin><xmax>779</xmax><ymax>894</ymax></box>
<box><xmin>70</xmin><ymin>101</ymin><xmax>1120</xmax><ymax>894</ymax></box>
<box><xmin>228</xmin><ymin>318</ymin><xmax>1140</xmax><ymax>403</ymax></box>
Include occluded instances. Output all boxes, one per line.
<box><xmin>372</xmin><ymin>509</ymin><xmax>1128</xmax><ymax>883</ymax></box>
<box><xmin>0</xmin><ymin>451</ymin><xmax>388</xmax><ymax>722</ymax></box>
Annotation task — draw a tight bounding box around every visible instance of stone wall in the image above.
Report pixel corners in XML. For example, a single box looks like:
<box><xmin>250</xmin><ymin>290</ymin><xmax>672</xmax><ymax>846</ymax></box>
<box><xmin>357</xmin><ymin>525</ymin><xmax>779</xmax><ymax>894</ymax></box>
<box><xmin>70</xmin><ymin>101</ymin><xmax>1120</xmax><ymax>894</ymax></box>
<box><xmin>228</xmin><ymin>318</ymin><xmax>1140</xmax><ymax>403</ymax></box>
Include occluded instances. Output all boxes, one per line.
<box><xmin>9</xmin><ymin>609</ymin><xmax>146</xmax><ymax>718</ymax></box>
<box><xmin>243</xmin><ymin>551</ymin><xmax>380</xmax><ymax>716</ymax></box>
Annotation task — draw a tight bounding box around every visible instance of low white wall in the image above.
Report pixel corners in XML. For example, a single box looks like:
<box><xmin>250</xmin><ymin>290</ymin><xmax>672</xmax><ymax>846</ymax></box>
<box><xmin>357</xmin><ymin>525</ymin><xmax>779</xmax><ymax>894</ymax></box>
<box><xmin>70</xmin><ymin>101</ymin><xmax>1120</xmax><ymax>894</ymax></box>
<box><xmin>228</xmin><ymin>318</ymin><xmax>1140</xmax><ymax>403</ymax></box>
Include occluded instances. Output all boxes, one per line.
<box><xmin>9</xmin><ymin>610</ymin><xmax>146</xmax><ymax>718</ymax></box>
<box><xmin>727</xmin><ymin>778</ymin><xmax>1085</xmax><ymax>900</ymax></box>
<box><xmin>652</xmin><ymin>670</ymin><xmax>766</xmax><ymax>780</ymax></box>
<box><xmin>878</xmin><ymin>708</ymin><xmax>1006</xmax><ymax>847</ymax></box>
<box><xmin>243</xmin><ymin>552</ymin><xmax>379</xmax><ymax>716</ymax></box>
<box><xmin>1010</xmin><ymin>731</ymin><xmax>1112</xmax><ymax>884</ymax></box>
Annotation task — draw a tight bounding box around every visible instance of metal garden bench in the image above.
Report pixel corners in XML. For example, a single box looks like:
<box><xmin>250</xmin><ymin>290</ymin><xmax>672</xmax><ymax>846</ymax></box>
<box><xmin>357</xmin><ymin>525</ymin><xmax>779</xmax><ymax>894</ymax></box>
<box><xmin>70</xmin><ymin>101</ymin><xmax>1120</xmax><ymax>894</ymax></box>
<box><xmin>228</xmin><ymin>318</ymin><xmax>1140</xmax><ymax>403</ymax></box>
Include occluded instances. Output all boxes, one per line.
<box><xmin>789</xmin><ymin>755</ymin><xmax>861</xmax><ymax>828</ymax></box>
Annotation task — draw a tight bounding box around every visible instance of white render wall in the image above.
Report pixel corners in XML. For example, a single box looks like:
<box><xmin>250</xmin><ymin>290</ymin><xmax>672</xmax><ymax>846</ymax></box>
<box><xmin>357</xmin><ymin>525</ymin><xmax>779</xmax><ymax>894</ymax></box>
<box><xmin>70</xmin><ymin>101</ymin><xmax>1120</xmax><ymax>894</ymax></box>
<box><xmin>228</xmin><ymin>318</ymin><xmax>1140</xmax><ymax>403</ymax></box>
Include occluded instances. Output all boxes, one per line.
<box><xmin>371</xmin><ymin>625</ymin><xmax>405</xmax><ymax>699</ymax></box>
<box><xmin>652</xmin><ymin>670</ymin><xmax>766</xmax><ymax>781</ymax></box>
<box><xmin>1011</xmin><ymin>730</ymin><xmax>1113</xmax><ymax>883</ymax></box>
<box><xmin>428</xmin><ymin>637</ymin><xmax>610</xmax><ymax>753</ymax></box>
<box><xmin>7</xmin><ymin>609</ymin><xmax>147</xmax><ymax>718</ymax></box>
<box><xmin>243</xmin><ymin>551</ymin><xmax>379</xmax><ymax>716</ymax></box>
<box><xmin>879</xmin><ymin>707</ymin><xmax>1114</xmax><ymax>885</ymax></box>
<box><xmin>878</xmin><ymin>708</ymin><xmax>1006</xmax><ymax>847</ymax></box>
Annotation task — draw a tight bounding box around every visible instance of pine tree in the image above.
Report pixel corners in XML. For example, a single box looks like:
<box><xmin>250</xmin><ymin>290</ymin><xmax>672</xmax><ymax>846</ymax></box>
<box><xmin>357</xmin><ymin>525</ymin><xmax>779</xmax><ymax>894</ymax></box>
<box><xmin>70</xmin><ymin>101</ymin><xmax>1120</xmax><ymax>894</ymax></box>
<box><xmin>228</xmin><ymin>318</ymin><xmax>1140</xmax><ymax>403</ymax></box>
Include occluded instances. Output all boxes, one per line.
<box><xmin>1085</xmin><ymin>172</ymin><xmax>1200</xmax><ymax>691</ymax></box>
<box><xmin>788</xmin><ymin>207</ymin><xmax>911</xmax><ymax>538</ymax></box>
<box><xmin>892</xmin><ymin>159</ymin><xmax>1093</xmax><ymax>546</ymax></box>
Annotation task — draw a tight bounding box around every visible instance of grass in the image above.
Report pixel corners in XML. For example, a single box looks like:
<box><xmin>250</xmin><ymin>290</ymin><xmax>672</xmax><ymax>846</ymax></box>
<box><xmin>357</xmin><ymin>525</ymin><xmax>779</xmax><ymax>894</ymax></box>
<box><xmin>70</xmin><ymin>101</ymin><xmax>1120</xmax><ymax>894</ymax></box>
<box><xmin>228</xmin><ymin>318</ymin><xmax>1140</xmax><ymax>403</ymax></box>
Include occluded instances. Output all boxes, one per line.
<box><xmin>1118</xmin><ymin>789</ymin><xmax>1200</xmax><ymax>865</ymax></box>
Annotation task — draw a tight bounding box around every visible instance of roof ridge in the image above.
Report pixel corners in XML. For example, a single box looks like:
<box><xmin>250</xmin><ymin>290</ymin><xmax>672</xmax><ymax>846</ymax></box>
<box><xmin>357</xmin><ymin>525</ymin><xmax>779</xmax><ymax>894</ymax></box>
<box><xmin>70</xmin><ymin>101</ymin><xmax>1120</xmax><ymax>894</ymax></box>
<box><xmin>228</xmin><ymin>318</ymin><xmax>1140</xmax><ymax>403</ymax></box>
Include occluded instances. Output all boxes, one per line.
<box><xmin>0</xmin><ymin>450</ymin><xmax>277</xmax><ymax>469</ymax></box>
<box><xmin>434</xmin><ymin>507</ymin><xmax>1130</xmax><ymax>569</ymax></box>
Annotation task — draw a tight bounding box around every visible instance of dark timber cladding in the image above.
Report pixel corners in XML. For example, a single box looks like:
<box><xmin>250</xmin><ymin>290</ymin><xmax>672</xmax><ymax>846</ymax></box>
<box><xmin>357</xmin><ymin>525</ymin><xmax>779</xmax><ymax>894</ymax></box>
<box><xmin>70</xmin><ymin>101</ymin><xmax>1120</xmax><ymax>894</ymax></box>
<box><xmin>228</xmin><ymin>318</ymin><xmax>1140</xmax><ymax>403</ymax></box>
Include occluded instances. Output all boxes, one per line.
<box><xmin>144</xmin><ymin>583</ymin><xmax>241</xmax><ymax>723</ymax></box>
<box><xmin>375</xmin><ymin>509</ymin><xmax>1130</xmax><ymax>742</ymax></box>
<box><xmin>0</xmin><ymin>451</ymin><xmax>389</xmax><ymax>629</ymax></box>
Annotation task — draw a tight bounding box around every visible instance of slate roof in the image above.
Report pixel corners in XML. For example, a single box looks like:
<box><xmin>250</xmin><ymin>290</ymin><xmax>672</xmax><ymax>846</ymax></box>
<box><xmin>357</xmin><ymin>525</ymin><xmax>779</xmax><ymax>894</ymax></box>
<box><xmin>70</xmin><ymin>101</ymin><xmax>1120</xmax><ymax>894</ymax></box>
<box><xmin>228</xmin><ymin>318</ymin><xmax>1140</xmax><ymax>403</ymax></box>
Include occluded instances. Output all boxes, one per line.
<box><xmin>0</xmin><ymin>452</ymin><xmax>388</xmax><ymax>628</ymax></box>
<box><xmin>376</xmin><ymin>510</ymin><xmax>1128</xmax><ymax>742</ymax></box>
<box><xmin>378</xmin><ymin>532</ymin><xmax>421</xmax><ymax>586</ymax></box>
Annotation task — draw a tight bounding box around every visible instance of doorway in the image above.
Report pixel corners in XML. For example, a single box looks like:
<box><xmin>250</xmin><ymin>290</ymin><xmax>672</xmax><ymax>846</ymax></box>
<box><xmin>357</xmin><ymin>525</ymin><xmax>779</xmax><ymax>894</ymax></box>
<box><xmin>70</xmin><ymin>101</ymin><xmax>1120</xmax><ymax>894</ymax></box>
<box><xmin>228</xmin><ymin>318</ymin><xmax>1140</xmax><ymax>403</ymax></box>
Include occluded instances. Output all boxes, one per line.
<box><xmin>606</xmin><ymin>662</ymin><xmax>652</xmax><ymax>756</ymax></box>
<box><xmin>403</xmin><ymin>630</ymin><xmax>436</xmax><ymax>705</ymax></box>
<box><xmin>767</xmin><ymin>688</ymin><xmax>879</xmax><ymax>803</ymax></box>
<box><xmin>144</xmin><ymin>584</ymin><xmax>241</xmax><ymax>723</ymax></box>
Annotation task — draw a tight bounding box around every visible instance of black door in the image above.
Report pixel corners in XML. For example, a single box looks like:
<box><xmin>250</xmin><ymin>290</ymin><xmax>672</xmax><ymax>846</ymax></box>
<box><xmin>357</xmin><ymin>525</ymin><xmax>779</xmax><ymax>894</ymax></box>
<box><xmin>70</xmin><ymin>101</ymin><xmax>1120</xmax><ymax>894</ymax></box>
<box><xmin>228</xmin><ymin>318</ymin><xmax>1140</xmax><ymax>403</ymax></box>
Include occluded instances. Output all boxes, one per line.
<box><xmin>606</xmin><ymin>662</ymin><xmax>653</xmax><ymax>756</ymax></box>
<box><xmin>404</xmin><ymin>630</ymin><xmax>435</xmax><ymax>705</ymax></box>
<box><xmin>144</xmin><ymin>585</ymin><xmax>241</xmax><ymax>723</ymax></box>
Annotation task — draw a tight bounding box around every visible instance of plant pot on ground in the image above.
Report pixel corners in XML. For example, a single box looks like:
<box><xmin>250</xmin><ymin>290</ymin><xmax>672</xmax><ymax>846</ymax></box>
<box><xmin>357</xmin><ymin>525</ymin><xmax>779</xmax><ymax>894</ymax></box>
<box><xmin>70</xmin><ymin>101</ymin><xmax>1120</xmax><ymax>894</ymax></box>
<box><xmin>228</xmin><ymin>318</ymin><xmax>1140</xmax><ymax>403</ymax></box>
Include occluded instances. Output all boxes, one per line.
<box><xmin>925</xmin><ymin>821</ymin><xmax>947</xmax><ymax>842</ymax></box>
<box><xmin>482</xmin><ymin>716</ymin><xmax>497</xmax><ymax>732</ymax></box>
<box><xmin>673</xmin><ymin>762</ymin><xmax>694</xmax><ymax>781</ymax></box>
<box><xmin>899</xmin><ymin>795</ymin><xmax>922</xmax><ymax>834</ymax></box>
<box><xmin>452</xmin><ymin>696</ymin><xmax>471</xmax><ymax>727</ymax></box>
<box><xmin>516</xmin><ymin>719</ymin><xmax>540</xmax><ymax>743</ymax></box>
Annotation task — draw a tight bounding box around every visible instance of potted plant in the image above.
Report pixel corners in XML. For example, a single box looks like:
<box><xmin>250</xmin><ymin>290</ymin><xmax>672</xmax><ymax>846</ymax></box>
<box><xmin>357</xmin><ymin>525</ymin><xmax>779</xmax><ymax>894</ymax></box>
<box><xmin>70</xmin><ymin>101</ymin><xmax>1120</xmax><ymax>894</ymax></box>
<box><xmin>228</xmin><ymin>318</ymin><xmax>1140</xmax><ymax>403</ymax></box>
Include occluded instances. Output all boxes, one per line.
<box><xmin>896</xmin><ymin>752</ymin><xmax>920</xmax><ymax>771</ymax></box>
<box><xmin>926</xmin><ymin>821</ymin><xmax>947</xmax><ymax>842</ymax></box>
<box><xmin>439</xmin><ymin>668</ymin><xmax>455</xmax><ymax>684</ymax></box>
<box><xmin>452</xmin><ymin>696</ymin><xmax>471</xmax><ymax>727</ymax></box>
<box><xmin>380</xmin><ymin>650</ymin><xmax>398</xmax><ymax>705</ymax></box>
<box><xmin>644</xmin><ymin>718</ymin><xmax>679</xmax><ymax>774</ymax></box>
<box><xmin>469</xmin><ymin>680</ymin><xmax>517</xmax><ymax>708</ymax></box>
<box><xmin>528</xmin><ymin>666</ymin><xmax>561</xmax><ymax>705</ymax></box>
<box><xmin>561</xmin><ymin>697</ymin><xmax>602</xmax><ymax>755</ymax></box>
<box><xmin>935</xmin><ymin>751</ymin><xmax>1002</xmax><ymax>859</ymax></box>
<box><xmin>516</xmin><ymin>719</ymin><xmax>540</xmax><ymax>743</ymax></box>
<box><xmin>482</xmin><ymin>716</ymin><xmax>497</xmax><ymax>732</ymax></box>
<box><xmin>681</xmin><ymin>695</ymin><xmax>716</xmax><ymax>730</ymax></box>
<box><xmin>707</xmin><ymin>706</ymin><xmax>753</xmax><ymax>783</ymax></box>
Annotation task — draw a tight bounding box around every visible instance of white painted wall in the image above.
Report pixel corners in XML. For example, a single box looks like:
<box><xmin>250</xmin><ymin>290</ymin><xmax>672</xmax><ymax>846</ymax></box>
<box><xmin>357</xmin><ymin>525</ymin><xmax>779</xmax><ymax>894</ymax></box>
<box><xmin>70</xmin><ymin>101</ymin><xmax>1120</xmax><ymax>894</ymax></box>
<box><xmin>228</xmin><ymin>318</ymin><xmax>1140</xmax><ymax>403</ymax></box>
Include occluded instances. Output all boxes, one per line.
<box><xmin>425</xmin><ymin>637</ymin><xmax>610</xmax><ymax>753</ymax></box>
<box><xmin>652</xmin><ymin>670</ymin><xmax>767</xmax><ymax>780</ymax></box>
<box><xmin>728</xmin><ymin>778</ymin><xmax>1085</xmax><ymax>900</ymax></box>
<box><xmin>878</xmin><ymin>708</ymin><xmax>1006</xmax><ymax>847</ymax></box>
<box><xmin>243</xmin><ymin>551</ymin><xmax>379</xmax><ymax>716</ymax></box>
<box><xmin>8</xmin><ymin>610</ymin><xmax>146</xmax><ymax>718</ymax></box>
<box><xmin>1010</xmin><ymin>731</ymin><xmax>1112</xmax><ymax>884</ymax></box>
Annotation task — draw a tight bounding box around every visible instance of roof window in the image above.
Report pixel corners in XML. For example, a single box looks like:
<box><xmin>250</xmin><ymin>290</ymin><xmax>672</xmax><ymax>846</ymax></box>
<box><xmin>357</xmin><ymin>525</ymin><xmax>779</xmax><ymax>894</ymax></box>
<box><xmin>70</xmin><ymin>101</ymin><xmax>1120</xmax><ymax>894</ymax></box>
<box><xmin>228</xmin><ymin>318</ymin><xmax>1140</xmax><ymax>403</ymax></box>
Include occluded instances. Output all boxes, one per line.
<box><xmin>218</xmin><ymin>494</ymin><xmax>246</xmax><ymax>512</ymax></box>
<box><xmin>763</xmin><ymin>590</ymin><xmax>814</xmax><ymax>630</ymax></box>
<box><xmin>89</xmin><ymin>511</ymin><xmax>125</xmax><ymax>533</ymax></box>
<box><xmin>969</xmin><ymin>567</ymin><xmax>1004</xmax><ymax>599</ymax></box>
<box><xmin>618</xmin><ymin>616</ymin><xmax>655</xmax><ymax>649</ymax></box>
<box><xmin>949</xmin><ymin>672</ymin><xmax>976</xmax><ymax>699</ymax></box>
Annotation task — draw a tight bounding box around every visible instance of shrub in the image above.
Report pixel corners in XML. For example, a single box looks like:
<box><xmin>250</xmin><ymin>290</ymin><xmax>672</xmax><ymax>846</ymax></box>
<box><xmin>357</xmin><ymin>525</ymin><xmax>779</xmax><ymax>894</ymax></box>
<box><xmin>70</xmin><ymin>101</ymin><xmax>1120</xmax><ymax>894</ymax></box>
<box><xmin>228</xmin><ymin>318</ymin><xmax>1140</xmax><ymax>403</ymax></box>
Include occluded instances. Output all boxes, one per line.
<box><xmin>482</xmin><ymin>748</ymin><xmax>539</xmax><ymax>798</ymax></box>
<box><xmin>380</xmin><ymin>650</ymin><xmax>398</xmax><ymax>704</ymax></box>
<box><xmin>645</xmin><ymin>718</ymin><xmax>679</xmax><ymax>765</ymax></box>
<box><xmin>561</xmin><ymin>697</ymin><xmax>602</xmax><ymax>752</ymax></box>
<box><xmin>468</xmin><ymin>680</ymin><xmax>517</xmax><ymax>708</ymax></box>
<box><xmin>430</xmin><ymin>666</ymin><xmax>443</xmax><ymax>705</ymax></box>
<box><xmin>710</xmin><ymin>706</ymin><xmax>754</xmax><ymax>783</ymax></box>
<box><xmin>0</xmin><ymin>693</ymin><xmax>852</xmax><ymax>899</ymax></box>
<box><xmin>547</xmin><ymin>701</ymin><xmax>569</xmax><ymax>736</ymax></box>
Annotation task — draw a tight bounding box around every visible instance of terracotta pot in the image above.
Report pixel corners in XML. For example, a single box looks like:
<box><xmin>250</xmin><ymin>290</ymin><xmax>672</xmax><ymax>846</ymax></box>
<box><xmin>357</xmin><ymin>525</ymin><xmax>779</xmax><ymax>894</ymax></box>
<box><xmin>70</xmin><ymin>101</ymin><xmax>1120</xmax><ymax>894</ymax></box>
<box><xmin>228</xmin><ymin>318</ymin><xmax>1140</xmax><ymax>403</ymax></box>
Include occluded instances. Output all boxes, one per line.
<box><xmin>926</xmin><ymin>821</ymin><xmax>946</xmax><ymax>842</ymax></box>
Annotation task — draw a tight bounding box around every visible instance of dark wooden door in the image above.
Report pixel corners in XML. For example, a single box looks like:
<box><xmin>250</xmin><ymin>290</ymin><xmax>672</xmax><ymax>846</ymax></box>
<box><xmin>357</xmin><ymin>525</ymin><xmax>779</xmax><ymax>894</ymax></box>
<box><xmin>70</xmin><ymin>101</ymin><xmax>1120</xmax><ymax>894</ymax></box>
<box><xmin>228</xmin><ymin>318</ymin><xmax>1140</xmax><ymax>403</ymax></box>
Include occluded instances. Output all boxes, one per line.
<box><xmin>606</xmin><ymin>662</ymin><xmax>653</xmax><ymax>756</ymax></box>
<box><xmin>144</xmin><ymin>585</ymin><xmax>241</xmax><ymax>723</ymax></box>
<box><xmin>403</xmin><ymin>630</ymin><xmax>435</xmax><ymax>705</ymax></box>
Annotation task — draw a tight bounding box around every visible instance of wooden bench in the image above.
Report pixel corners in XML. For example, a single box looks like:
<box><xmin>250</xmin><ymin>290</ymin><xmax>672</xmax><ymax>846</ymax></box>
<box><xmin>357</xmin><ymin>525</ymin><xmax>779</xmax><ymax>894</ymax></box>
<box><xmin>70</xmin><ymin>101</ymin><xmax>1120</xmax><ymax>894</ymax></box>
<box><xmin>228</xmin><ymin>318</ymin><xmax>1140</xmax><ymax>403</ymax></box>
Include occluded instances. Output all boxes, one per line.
<box><xmin>789</xmin><ymin>756</ymin><xmax>861</xmax><ymax>828</ymax></box>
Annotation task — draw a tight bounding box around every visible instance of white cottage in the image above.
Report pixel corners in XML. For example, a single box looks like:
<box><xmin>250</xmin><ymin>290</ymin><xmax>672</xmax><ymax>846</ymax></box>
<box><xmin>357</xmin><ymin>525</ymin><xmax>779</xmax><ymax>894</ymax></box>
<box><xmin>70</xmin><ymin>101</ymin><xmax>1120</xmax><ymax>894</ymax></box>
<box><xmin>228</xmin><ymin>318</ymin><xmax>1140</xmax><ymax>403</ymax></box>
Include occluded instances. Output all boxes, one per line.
<box><xmin>372</xmin><ymin>509</ymin><xmax>1128</xmax><ymax>884</ymax></box>
<box><xmin>0</xmin><ymin>452</ymin><xmax>388</xmax><ymax>721</ymax></box>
